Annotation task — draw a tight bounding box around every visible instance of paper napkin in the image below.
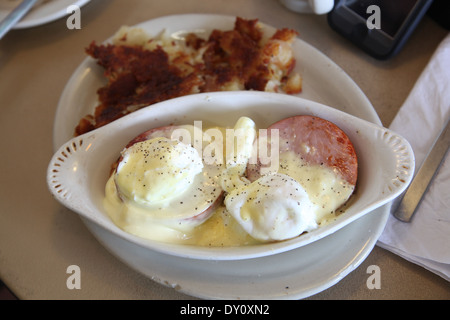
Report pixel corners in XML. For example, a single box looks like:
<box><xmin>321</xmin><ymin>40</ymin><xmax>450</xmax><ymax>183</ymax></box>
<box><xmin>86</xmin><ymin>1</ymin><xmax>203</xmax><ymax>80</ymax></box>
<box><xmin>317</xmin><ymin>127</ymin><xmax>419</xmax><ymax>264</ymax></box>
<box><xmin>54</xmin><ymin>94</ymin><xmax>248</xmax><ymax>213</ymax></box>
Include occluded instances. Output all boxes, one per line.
<box><xmin>377</xmin><ymin>33</ymin><xmax>450</xmax><ymax>281</ymax></box>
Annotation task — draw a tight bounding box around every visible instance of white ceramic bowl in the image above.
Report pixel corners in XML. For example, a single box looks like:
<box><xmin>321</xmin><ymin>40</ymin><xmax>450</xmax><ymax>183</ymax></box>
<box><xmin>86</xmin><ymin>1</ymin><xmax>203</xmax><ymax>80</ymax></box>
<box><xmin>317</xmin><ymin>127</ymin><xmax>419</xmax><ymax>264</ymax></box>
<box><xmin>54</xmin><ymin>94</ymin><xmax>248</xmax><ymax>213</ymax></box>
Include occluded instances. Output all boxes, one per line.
<box><xmin>47</xmin><ymin>91</ymin><xmax>414</xmax><ymax>260</ymax></box>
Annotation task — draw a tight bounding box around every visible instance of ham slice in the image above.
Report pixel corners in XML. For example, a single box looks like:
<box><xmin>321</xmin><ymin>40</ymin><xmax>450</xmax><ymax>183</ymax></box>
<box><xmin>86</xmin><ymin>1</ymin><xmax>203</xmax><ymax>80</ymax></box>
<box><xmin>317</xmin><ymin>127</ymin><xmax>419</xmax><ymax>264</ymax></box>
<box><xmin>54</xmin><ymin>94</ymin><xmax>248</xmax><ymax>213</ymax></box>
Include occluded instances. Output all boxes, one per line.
<box><xmin>247</xmin><ymin>115</ymin><xmax>358</xmax><ymax>186</ymax></box>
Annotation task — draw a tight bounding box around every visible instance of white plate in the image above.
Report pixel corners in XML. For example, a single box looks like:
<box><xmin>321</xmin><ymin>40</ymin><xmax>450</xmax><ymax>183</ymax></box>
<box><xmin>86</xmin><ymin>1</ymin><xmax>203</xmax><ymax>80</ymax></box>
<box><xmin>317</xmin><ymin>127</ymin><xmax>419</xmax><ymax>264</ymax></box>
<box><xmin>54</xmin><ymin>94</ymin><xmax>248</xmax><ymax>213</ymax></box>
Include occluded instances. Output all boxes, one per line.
<box><xmin>52</xmin><ymin>14</ymin><xmax>395</xmax><ymax>299</ymax></box>
<box><xmin>0</xmin><ymin>0</ymin><xmax>90</xmax><ymax>29</ymax></box>
<box><xmin>84</xmin><ymin>206</ymin><xmax>387</xmax><ymax>300</ymax></box>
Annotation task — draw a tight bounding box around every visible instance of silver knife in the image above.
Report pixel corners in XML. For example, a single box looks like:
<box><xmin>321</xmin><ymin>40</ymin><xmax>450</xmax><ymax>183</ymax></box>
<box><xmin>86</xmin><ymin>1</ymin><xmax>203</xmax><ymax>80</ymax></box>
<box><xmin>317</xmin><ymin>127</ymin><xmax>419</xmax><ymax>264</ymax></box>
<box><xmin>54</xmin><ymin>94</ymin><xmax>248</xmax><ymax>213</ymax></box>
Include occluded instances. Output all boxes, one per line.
<box><xmin>0</xmin><ymin>0</ymin><xmax>39</xmax><ymax>40</ymax></box>
<box><xmin>393</xmin><ymin>118</ymin><xmax>450</xmax><ymax>222</ymax></box>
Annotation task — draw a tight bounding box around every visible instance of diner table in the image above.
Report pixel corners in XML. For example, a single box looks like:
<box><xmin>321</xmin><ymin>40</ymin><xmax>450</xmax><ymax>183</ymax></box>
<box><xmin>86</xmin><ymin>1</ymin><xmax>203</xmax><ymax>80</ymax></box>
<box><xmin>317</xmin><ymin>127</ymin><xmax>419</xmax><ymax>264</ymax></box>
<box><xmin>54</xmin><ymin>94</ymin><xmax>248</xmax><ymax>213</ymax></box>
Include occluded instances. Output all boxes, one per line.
<box><xmin>1</xmin><ymin>0</ymin><xmax>449</xmax><ymax>300</ymax></box>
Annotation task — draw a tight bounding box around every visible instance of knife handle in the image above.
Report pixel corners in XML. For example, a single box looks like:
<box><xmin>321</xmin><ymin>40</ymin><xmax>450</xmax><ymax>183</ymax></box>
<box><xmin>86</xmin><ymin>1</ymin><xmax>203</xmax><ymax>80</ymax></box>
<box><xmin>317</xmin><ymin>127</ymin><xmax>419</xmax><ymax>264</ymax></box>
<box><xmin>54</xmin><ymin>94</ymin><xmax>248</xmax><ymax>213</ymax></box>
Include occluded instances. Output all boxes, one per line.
<box><xmin>394</xmin><ymin>118</ymin><xmax>450</xmax><ymax>222</ymax></box>
<box><xmin>0</xmin><ymin>0</ymin><xmax>39</xmax><ymax>40</ymax></box>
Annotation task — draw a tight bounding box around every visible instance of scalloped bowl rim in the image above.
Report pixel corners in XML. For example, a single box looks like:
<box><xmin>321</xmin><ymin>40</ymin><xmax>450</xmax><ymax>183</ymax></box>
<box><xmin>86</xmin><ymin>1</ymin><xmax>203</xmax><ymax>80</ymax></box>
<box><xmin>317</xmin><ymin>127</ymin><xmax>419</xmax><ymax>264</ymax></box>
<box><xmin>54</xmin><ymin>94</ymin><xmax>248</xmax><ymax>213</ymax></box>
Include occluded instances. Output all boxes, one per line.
<box><xmin>47</xmin><ymin>91</ymin><xmax>414</xmax><ymax>260</ymax></box>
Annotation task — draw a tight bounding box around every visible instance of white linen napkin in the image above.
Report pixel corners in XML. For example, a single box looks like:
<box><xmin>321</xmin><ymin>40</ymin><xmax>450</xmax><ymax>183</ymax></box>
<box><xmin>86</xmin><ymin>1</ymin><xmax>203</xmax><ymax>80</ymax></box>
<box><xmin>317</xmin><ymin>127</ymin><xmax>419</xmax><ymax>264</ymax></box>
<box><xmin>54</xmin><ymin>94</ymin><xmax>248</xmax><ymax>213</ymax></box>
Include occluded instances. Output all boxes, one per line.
<box><xmin>377</xmin><ymin>33</ymin><xmax>450</xmax><ymax>281</ymax></box>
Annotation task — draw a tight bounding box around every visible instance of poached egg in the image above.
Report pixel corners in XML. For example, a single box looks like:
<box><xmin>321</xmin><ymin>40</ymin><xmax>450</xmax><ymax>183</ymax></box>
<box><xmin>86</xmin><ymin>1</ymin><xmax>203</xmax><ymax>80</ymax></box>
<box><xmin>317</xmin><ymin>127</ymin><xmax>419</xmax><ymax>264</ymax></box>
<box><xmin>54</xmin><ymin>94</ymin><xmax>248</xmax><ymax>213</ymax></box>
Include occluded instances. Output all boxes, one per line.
<box><xmin>225</xmin><ymin>173</ymin><xmax>318</xmax><ymax>242</ymax></box>
<box><xmin>104</xmin><ymin>129</ymin><xmax>223</xmax><ymax>242</ymax></box>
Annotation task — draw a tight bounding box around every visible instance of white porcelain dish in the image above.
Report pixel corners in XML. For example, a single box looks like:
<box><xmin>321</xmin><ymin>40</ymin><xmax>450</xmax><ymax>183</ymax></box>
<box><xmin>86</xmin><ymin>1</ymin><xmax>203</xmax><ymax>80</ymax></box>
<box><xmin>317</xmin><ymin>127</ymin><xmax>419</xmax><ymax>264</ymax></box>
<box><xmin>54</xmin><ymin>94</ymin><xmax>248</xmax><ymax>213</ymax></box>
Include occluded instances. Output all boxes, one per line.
<box><xmin>83</xmin><ymin>210</ymin><xmax>380</xmax><ymax>300</ymax></box>
<box><xmin>50</xmin><ymin>14</ymin><xmax>405</xmax><ymax>298</ymax></box>
<box><xmin>0</xmin><ymin>0</ymin><xmax>90</xmax><ymax>29</ymax></box>
<box><xmin>47</xmin><ymin>91</ymin><xmax>414</xmax><ymax>260</ymax></box>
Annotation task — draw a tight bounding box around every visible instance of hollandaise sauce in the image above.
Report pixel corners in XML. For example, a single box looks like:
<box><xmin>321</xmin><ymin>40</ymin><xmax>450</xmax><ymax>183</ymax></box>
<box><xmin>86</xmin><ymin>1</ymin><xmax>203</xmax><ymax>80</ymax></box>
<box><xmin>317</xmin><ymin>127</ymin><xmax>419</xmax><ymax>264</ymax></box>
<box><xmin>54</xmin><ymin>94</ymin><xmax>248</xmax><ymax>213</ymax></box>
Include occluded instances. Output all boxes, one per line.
<box><xmin>103</xmin><ymin>116</ymin><xmax>357</xmax><ymax>246</ymax></box>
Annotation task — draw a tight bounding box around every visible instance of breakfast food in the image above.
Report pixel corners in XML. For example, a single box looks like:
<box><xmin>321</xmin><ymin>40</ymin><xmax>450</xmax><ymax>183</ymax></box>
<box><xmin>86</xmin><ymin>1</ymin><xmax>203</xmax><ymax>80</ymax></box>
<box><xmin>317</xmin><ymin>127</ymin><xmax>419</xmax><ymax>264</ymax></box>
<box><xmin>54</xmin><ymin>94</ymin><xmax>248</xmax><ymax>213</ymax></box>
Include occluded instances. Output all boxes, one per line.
<box><xmin>247</xmin><ymin>115</ymin><xmax>358</xmax><ymax>223</ymax></box>
<box><xmin>224</xmin><ymin>173</ymin><xmax>319</xmax><ymax>242</ymax></box>
<box><xmin>104</xmin><ymin>124</ymin><xmax>223</xmax><ymax>239</ymax></box>
<box><xmin>75</xmin><ymin>17</ymin><xmax>302</xmax><ymax>135</ymax></box>
<box><xmin>104</xmin><ymin>115</ymin><xmax>358</xmax><ymax>246</ymax></box>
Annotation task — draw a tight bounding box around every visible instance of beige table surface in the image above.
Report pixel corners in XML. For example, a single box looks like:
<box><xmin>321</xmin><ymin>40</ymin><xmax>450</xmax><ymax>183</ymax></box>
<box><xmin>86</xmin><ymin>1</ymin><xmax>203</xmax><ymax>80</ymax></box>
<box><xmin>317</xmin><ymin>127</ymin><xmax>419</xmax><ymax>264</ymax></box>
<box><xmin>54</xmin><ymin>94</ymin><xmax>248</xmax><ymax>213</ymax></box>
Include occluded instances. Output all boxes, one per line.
<box><xmin>1</xmin><ymin>0</ymin><xmax>449</xmax><ymax>300</ymax></box>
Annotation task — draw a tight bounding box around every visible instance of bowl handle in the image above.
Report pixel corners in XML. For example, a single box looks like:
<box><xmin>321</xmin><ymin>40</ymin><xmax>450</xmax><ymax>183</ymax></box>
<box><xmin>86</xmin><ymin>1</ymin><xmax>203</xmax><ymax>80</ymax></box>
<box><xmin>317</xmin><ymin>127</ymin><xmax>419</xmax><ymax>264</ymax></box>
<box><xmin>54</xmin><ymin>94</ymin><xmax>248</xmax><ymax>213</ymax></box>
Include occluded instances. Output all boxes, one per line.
<box><xmin>47</xmin><ymin>136</ymin><xmax>89</xmax><ymax>205</ymax></box>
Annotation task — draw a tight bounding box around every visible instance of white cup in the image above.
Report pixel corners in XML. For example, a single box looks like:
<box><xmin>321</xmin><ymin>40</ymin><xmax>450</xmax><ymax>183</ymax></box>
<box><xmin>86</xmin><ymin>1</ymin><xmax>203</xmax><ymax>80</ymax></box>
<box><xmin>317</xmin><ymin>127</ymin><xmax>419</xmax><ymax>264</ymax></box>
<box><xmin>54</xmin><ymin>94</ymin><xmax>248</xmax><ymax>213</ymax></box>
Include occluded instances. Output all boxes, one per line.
<box><xmin>279</xmin><ymin>0</ymin><xmax>334</xmax><ymax>15</ymax></box>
